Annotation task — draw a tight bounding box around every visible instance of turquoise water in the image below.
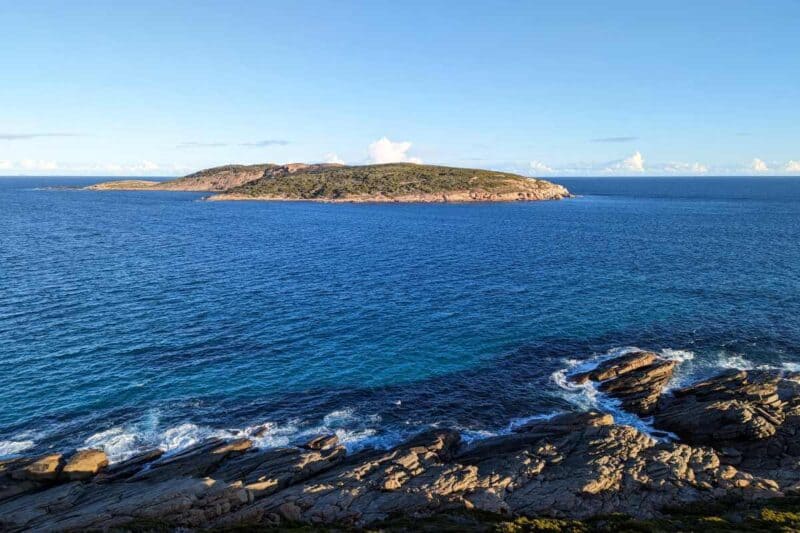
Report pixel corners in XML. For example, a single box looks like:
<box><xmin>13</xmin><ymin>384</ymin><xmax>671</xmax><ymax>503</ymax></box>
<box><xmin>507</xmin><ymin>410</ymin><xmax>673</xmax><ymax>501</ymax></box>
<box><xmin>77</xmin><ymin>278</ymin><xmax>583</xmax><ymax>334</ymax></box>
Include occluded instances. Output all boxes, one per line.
<box><xmin>1</xmin><ymin>177</ymin><xmax>799</xmax><ymax>460</ymax></box>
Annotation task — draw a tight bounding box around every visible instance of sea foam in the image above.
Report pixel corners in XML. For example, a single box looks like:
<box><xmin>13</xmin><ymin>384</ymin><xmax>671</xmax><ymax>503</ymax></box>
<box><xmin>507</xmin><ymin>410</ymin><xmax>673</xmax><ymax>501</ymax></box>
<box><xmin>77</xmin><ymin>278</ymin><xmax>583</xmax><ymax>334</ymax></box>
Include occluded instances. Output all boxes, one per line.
<box><xmin>0</xmin><ymin>439</ymin><xmax>35</xmax><ymax>458</ymax></box>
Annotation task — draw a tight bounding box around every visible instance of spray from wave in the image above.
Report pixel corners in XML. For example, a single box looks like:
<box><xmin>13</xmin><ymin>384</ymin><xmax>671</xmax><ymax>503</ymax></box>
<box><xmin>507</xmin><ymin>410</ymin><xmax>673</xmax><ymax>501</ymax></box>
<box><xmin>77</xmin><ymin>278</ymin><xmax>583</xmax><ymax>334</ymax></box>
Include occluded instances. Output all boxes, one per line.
<box><xmin>83</xmin><ymin>407</ymin><xmax>405</xmax><ymax>463</ymax></box>
<box><xmin>0</xmin><ymin>439</ymin><xmax>35</xmax><ymax>458</ymax></box>
<box><xmin>550</xmin><ymin>346</ymin><xmax>693</xmax><ymax>439</ymax></box>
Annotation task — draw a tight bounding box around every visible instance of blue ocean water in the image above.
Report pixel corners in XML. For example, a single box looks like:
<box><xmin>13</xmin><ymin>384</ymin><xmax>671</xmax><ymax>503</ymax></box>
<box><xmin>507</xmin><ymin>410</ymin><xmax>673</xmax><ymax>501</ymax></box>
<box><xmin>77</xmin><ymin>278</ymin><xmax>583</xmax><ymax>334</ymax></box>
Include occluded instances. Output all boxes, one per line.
<box><xmin>1</xmin><ymin>177</ymin><xmax>799</xmax><ymax>460</ymax></box>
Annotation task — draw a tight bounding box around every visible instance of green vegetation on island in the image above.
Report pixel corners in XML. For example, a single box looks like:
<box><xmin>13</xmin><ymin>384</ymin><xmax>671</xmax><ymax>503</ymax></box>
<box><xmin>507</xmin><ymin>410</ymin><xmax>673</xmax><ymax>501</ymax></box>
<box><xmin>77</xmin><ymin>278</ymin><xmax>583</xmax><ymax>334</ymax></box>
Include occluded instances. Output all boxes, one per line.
<box><xmin>86</xmin><ymin>162</ymin><xmax>570</xmax><ymax>202</ymax></box>
<box><xmin>213</xmin><ymin>163</ymin><xmax>570</xmax><ymax>202</ymax></box>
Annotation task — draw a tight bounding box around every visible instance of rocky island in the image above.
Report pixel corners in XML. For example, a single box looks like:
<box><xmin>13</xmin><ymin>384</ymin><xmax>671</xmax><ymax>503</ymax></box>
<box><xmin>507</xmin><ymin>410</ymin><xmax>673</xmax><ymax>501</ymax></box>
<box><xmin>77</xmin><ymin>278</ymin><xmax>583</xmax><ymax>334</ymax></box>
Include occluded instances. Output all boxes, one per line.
<box><xmin>86</xmin><ymin>163</ymin><xmax>572</xmax><ymax>203</ymax></box>
<box><xmin>4</xmin><ymin>352</ymin><xmax>800</xmax><ymax>531</ymax></box>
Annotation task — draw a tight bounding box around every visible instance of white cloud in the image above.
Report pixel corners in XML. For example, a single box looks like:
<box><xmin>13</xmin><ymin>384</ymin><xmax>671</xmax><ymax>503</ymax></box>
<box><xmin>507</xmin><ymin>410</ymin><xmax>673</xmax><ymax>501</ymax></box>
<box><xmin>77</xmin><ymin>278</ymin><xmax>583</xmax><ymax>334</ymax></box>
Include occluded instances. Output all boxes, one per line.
<box><xmin>785</xmin><ymin>160</ymin><xmax>800</xmax><ymax>173</ymax></box>
<box><xmin>663</xmin><ymin>161</ymin><xmax>709</xmax><ymax>174</ymax></box>
<box><xmin>368</xmin><ymin>137</ymin><xmax>422</xmax><ymax>164</ymax></box>
<box><xmin>133</xmin><ymin>160</ymin><xmax>159</xmax><ymax>172</ymax></box>
<box><xmin>529</xmin><ymin>160</ymin><xmax>554</xmax><ymax>174</ymax></box>
<box><xmin>81</xmin><ymin>161</ymin><xmax>161</xmax><ymax>174</ymax></box>
<box><xmin>751</xmin><ymin>158</ymin><xmax>768</xmax><ymax>172</ymax></box>
<box><xmin>324</xmin><ymin>152</ymin><xmax>345</xmax><ymax>165</ymax></box>
<box><xmin>0</xmin><ymin>159</ymin><xmax>173</xmax><ymax>176</ymax></box>
<box><xmin>19</xmin><ymin>159</ymin><xmax>58</xmax><ymax>171</ymax></box>
<box><xmin>606</xmin><ymin>151</ymin><xmax>645</xmax><ymax>173</ymax></box>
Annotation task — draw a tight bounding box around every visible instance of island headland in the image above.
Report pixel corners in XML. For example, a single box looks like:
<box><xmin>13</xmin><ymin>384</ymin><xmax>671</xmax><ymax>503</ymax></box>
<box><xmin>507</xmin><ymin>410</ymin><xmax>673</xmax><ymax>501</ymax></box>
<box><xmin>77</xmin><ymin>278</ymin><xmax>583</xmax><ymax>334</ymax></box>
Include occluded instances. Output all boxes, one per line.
<box><xmin>3</xmin><ymin>351</ymin><xmax>800</xmax><ymax>531</ymax></box>
<box><xmin>86</xmin><ymin>163</ymin><xmax>572</xmax><ymax>203</ymax></box>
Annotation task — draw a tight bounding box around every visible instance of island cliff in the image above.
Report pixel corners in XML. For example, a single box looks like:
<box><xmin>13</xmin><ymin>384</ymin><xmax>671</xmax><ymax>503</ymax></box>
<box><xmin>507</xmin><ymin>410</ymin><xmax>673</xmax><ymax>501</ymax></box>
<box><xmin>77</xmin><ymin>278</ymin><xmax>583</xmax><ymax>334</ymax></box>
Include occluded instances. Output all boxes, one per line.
<box><xmin>3</xmin><ymin>352</ymin><xmax>800</xmax><ymax>531</ymax></box>
<box><xmin>86</xmin><ymin>163</ymin><xmax>571</xmax><ymax>203</ymax></box>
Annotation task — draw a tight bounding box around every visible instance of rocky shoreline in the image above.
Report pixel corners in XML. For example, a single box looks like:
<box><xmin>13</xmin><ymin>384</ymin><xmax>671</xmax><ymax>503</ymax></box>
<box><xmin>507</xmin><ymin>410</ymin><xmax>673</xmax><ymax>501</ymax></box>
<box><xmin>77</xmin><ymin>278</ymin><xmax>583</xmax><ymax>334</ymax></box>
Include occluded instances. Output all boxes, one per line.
<box><xmin>3</xmin><ymin>351</ymin><xmax>800</xmax><ymax>531</ymax></box>
<box><xmin>205</xmin><ymin>188</ymin><xmax>570</xmax><ymax>203</ymax></box>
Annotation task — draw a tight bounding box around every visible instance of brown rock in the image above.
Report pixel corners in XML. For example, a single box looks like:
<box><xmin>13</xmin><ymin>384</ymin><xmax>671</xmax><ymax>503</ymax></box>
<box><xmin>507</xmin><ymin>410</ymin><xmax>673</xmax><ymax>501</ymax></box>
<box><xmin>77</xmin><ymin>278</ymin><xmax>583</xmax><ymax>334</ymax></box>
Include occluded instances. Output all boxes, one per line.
<box><xmin>129</xmin><ymin>438</ymin><xmax>253</xmax><ymax>482</ymax></box>
<box><xmin>7</xmin><ymin>357</ymin><xmax>800</xmax><ymax>530</ymax></box>
<box><xmin>11</xmin><ymin>454</ymin><xmax>63</xmax><ymax>481</ymax></box>
<box><xmin>572</xmin><ymin>351</ymin><xmax>658</xmax><ymax>383</ymax></box>
<box><xmin>569</xmin><ymin>351</ymin><xmax>677</xmax><ymax>415</ymax></box>
<box><xmin>303</xmin><ymin>434</ymin><xmax>339</xmax><ymax>450</ymax></box>
<box><xmin>94</xmin><ymin>449</ymin><xmax>164</xmax><ymax>483</ymax></box>
<box><xmin>655</xmin><ymin>370</ymin><xmax>785</xmax><ymax>445</ymax></box>
<box><xmin>61</xmin><ymin>449</ymin><xmax>109</xmax><ymax>480</ymax></box>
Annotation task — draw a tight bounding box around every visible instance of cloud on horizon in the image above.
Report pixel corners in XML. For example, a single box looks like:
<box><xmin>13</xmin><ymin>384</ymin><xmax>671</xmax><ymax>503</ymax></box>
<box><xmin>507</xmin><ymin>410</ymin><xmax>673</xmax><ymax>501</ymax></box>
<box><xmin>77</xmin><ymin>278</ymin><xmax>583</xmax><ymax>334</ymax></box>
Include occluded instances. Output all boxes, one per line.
<box><xmin>368</xmin><ymin>137</ymin><xmax>422</xmax><ymax>164</ymax></box>
<box><xmin>0</xmin><ymin>159</ymin><xmax>188</xmax><ymax>176</ymax></box>
<box><xmin>663</xmin><ymin>161</ymin><xmax>709</xmax><ymax>174</ymax></box>
<box><xmin>324</xmin><ymin>153</ymin><xmax>345</xmax><ymax>165</ymax></box>
<box><xmin>605</xmin><ymin>151</ymin><xmax>645</xmax><ymax>173</ymax></box>
<box><xmin>751</xmin><ymin>158</ymin><xmax>769</xmax><ymax>172</ymax></box>
<box><xmin>529</xmin><ymin>160</ymin><xmax>554</xmax><ymax>174</ymax></box>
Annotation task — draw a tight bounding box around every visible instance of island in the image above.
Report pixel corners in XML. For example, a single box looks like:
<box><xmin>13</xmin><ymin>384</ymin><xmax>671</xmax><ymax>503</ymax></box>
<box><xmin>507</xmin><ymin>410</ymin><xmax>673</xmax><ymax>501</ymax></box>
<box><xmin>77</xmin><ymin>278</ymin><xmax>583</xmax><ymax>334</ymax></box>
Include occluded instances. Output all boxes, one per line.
<box><xmin>3</xmin><ymin>352</ymin><xmax>800</xmax><ymax>531</ymax></box>
<box><xmin>86</xmin><ymin>163</ymin><xmax>572</xmax><ymax>203</ymax></box>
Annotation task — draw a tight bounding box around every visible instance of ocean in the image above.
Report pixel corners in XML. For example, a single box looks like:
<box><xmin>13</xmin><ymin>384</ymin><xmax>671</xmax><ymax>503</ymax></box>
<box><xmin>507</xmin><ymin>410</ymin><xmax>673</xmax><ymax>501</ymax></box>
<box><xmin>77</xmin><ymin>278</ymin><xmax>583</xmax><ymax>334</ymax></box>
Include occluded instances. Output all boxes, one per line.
<box><xmin>1</xmin><ymin>176</ymin><xmax>799</xmax><ymax>461</ymax></box>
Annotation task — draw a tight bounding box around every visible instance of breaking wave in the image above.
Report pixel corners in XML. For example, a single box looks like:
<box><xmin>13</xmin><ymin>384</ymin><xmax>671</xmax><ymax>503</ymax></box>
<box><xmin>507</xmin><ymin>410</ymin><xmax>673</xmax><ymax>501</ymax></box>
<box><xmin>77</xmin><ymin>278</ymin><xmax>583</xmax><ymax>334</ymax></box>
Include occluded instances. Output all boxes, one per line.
<box><xmin>83</xmin><ymin>407</ymin><xmax>405</xmax><ymax>463</ymax></box>
<box><xmin>0</xmin><ymin>439</ymin><xmax>35</xmax><ymax>458</ymax></box>
<box><xmin>550</xmin><ymin>346</ymin><xmax>695</xmax><ymax>439</ymax></box>
<box><xmin>18</xmin><ymin>347</ymin><xmax>800</xmax><ymax>464</ymax></box>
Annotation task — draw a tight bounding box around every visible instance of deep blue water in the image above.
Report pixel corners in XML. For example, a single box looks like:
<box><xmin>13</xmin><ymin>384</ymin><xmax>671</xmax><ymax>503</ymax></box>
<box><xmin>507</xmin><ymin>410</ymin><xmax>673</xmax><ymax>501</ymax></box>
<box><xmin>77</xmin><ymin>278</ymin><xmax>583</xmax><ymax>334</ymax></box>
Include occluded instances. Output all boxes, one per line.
<box><xmin>2</xmin><ymin>177</ymin><xmax>800</xmax><ymax>460</ymax></box>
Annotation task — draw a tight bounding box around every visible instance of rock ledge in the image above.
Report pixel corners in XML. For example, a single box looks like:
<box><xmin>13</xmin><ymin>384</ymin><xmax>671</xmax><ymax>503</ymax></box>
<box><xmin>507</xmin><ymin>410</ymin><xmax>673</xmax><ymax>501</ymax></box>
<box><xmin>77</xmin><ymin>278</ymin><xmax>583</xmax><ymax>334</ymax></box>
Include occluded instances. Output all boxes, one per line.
<box><xmin>3</xmin><ymin>353</ymin><xmax>800</xmax><ymax>530</ymax></box>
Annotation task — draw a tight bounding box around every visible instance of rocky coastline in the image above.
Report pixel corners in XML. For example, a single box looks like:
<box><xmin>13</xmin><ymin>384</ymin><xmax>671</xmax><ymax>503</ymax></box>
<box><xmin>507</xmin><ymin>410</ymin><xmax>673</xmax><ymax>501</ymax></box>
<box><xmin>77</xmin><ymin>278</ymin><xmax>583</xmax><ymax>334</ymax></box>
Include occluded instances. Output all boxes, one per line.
<box><xmin>205</xmin><ymin>188</ymin><xmax>569</xmax><ymax>203</ymax></box>
<box><xmin>3</xmin><ymin>351</ymin><xmax>800</xmax><ymax>531</ymax></box>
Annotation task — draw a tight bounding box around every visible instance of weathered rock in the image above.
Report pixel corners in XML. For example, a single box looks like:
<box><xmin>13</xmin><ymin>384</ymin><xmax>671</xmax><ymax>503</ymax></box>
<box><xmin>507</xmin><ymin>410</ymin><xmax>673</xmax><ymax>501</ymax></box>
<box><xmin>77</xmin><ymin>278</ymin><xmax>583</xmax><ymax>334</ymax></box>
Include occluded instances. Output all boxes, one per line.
<box><xmin>572</xmin><ymin>351</ymin><xmax>658</xmax><ymax>383</ymax></box>
<box><xmin>654</xmin><ymin>369</ymin><xmax>800</xmax><ymax>489</ymax></box>
<box><xmin>94</xmin><ymin>448</ymin><xmax>164</xmax><ymax>483</ymax></box>
<box><xmin>128</xmin><ymin>438</ymin><xmax>253</xmax><ymax>482</ymax></box>
<box><xmin>5</xmin><ymin>353</ymin><xmax>800</xmax><ymax>530</ymax></box>
<box><xmin>655</xmin><ymin>370</ymin><xmax>785</xmax><ymax>444</ymax></box>
<box><xmin>304</xmin><ymin>434</ymin><xmax>339</xmax><ymax>450</ymax></box>
<box><xmin>211</xmin><ymin>444</ymin><xmax>347</xmax><ymax>497</ymax></box>
<box><xmin>570</xmin><ymin>351</ymin><xmax>677</xmax><ymax>415</ymax></box>
<box><xmin>11</xmin><ymin>454</ymin><xmax>63</xmax><ymax>481</ymax></box>
<box><xmin>1</xmin><ymin>458</ymin><xmax>41</xmax><ymax>502</ymax></box>
<box><xmin>215</xmin><ymin>428</ymin><xmax>463</xmax><ymax>527</ymax></box>
<box><xmin>61</xmin><ymin>449</ymin><xmax>109</xmax><ymax>481</ymax></box>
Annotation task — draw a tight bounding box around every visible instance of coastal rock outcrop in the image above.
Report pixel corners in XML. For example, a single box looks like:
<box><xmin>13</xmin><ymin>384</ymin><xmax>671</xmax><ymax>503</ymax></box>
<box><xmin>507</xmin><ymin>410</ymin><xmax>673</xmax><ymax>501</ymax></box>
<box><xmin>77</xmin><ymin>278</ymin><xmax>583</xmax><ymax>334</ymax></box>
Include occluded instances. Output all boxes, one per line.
<box><xmin>3</xmin><ymin>353</ymin><xmax>800</xmax><ymax>531</ymax></box>
<box><xmin>654</xmin><ymin>369</ymin><xmax>800</xmax><ymax>490</ymax></box>
<box><xmin>61</xmin><ymin>449</ymin><xmax>108</xmax><ymax>480</ymax></box>
<box><xmin>570</xmin><ymin>350</ymin><xmax>677</xmax><ymax>415</ymax></box>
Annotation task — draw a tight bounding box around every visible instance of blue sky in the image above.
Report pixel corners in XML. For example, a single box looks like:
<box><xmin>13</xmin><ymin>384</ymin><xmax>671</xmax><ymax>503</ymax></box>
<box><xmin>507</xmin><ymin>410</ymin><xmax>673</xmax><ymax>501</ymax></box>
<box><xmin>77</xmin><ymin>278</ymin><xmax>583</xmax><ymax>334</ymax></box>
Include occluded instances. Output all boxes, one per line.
<box><xmin>1</xmin><ymin>0</ymin><xmax>799</xmax><ymax>176</ymax></box>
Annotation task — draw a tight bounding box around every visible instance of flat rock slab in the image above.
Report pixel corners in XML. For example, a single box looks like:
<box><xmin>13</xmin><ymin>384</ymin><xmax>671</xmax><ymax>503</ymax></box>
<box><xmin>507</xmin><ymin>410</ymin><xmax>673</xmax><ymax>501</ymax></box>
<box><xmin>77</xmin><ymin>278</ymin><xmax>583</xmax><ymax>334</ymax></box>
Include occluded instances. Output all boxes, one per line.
<box><xmin>62</xmin><ymin>449</ymin><xmax>109</xmax><ymax>480</ymax></box>
<box><xmin>11</xmin><ymin>454</ymin><xmax>63</xmax><ymax>481</ymax></box>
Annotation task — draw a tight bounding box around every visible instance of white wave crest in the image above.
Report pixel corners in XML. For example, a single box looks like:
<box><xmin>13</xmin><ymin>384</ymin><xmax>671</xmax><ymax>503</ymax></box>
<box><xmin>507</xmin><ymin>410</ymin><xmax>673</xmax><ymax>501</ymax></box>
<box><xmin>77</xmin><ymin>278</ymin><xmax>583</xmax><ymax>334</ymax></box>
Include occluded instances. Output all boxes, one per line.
<box><xmin>717</xmin><ymin>354</ymin><xmax>755</xmax><ymax>370</ymax></box>
<box><xmin>84</xmin><ymin>407</ymin><xmax>396</xmax><ymax>464</ymax></box>
<box><xmin>0</xmin><ymin>439</ymin><xmax>35</xmax><ymax>457</ymax></box>
<box><xmin>549</xmin><ymin>346</ymin><xmax>692</xmax><ymax>440</ymax></box>
<box><xmin>660</xmin><ymin>348</ymin><xmax>695</xmax><ymax>362</ymax></box>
